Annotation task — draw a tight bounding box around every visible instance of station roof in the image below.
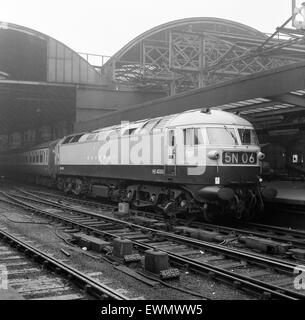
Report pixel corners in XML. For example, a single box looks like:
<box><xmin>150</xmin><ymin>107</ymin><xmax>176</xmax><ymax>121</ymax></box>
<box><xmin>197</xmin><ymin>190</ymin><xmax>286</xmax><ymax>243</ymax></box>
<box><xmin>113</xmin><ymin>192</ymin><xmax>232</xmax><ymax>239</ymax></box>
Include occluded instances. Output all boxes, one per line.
<box><xmin>100</xmin><ymin>17</ymin><xmax>305</xmax><ymax>95</ymax></box>
<box><xmin>75</xmin><ymin>61</ymin><xmax>305</xmax><ymax>134</ymax></box>
<box><xmin>215</xmin><ymin>90</ymin><xmax>305</xmax><ymax>130</ymax></box>
<box><xmin>0</xmin><ymin>21</ymin><xmax>105</xmax><ymax>135</ymax></box>
<box><xmin>2</xmin><ymin>18</ymin><xmax>305</xmax><ymax>137</ymax></box>
<box><xmin>0</xmin><ymin>22</ymin><xmax>103</xmax><ymax>85</ymax></box>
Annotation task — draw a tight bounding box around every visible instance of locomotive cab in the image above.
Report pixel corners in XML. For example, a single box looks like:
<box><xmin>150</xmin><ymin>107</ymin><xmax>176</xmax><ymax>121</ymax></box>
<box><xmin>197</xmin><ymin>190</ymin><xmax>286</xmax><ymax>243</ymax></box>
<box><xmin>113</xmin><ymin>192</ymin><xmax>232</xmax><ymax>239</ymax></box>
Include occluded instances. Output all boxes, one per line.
<box><xmin>165</xmin><ymin>109</ymin><xmax>276</xmax><ymax>221</ymax></box>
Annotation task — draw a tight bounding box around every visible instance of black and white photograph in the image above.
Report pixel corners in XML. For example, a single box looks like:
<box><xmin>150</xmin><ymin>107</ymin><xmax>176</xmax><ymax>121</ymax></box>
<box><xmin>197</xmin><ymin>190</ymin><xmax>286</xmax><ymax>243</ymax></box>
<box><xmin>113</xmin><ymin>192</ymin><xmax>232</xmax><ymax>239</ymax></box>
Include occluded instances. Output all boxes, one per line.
<box><xmin>0</xmin><ymin>0</ymin><xmax>304</xmax><ymax>317</ymax></box>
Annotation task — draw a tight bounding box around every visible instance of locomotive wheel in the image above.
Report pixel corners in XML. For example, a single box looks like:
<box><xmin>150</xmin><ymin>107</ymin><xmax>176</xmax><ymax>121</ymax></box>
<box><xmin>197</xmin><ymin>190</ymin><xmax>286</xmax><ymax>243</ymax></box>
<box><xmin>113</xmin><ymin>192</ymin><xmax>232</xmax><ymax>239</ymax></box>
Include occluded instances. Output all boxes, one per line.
<box><xmin>63</xmin><ymin>181</ymin><xmax>72</xmax><ymax>193</ymax></box>
<box><xmin>164</xmin><ymin>201</ymin><xmax>176</xmax><ymax>215</ymax></box>
<box><xmin>56</xmin><ymin>179</ymin><xmax>64</xmax><ymax>191</ymax></box>
<box><xmin>72</xmin><ymin>179</ymin><xmax>83</xmax><ymax>196</ymax></box>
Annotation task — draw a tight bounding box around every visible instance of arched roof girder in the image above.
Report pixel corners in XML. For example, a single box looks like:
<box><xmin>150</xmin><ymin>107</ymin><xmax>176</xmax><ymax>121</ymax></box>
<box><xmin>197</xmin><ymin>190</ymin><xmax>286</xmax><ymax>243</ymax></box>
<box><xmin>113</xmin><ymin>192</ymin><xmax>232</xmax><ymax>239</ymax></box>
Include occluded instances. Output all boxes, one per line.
<box><xmin>101</xmin><ymin>17</ymin><xmax>301</xmax><ymax>95</ymax></box>
<box><xmin>0</xmin><ymin>21</ymin><xmax>103</xmax><ymax>85</ymax></box>
<box><xmin>107</xmin><ymin>17</ymin><xmax>267</xmax><ymax>62</ymax></box>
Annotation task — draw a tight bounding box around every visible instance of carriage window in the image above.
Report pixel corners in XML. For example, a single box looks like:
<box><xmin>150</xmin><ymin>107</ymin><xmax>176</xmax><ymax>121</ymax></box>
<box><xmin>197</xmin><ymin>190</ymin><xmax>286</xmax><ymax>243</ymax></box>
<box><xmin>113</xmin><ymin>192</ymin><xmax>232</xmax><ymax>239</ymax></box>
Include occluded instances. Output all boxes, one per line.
<box><xmin>40</xmin><ymin>153</ymin><xmax>43</xmax><ymax>163</ymax></box>
<box><xmin>141</xmin><ymin>119</ymin><xmax>160</xmax><ymax>134</ymax></box>
<box><xmin>70</xmin><ymin>134</ymin><xmax>84</xmax><ymax>143</ymax></box>
<box><xmin>86</xmin><ymin>134</ymin><xmax>97</xmax><ymax>141</ymax></box>
<box><xmin>238</xmin><ymin>129</ymin><xmax>258</xmax><ymax>146</ymax></box>
<box><xmin>123</xmin><ymin>128</ymin><xmax>137</xmax><ymax>135</ymax></box>
<box><xmin>63</xmin><ymin>137</ymin><xmax>68</xmax><ymax>143</ymax></box>
<box><xmin>207</xmin><ymin>127</ymin><xmax>238</xmax><ymax>145</ymax></box>
<box><xmin>153</xmin><ymin>116</ymin><xmax>174</xmax><ymax>133</ymax></box>
<box><xmin>62</xmin><ymin>136</ymin><xmax>73</xmax><ymax>144</ymax></box>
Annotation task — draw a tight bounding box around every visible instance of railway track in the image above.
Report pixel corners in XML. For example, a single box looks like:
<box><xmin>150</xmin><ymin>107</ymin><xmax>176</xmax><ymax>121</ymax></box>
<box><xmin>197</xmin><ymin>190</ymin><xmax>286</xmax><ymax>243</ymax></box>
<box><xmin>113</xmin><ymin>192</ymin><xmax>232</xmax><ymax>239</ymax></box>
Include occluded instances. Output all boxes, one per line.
<box><xmin>0</xmin><ymin>227</ymin><xmax>128</xmax><ymax>300</ymax></box>
<box><xmin>18</xmin><ymin>188</ymin><xmax>305</xmax><ymax>253</ymax></box>
<box><xmin>1</xmin><ymin>189</ymin><xmax>305</xmax><ymax>300</ymax></box>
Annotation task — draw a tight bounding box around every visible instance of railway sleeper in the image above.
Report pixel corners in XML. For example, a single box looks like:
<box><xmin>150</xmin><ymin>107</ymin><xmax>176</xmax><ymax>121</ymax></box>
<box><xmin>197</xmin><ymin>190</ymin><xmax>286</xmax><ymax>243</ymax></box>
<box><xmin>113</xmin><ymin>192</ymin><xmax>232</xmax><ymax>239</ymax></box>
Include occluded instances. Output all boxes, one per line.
<box><xmin>239</xmin><ymin>236</ymin><xmax>292</xmax><ymax>254</ymax></box>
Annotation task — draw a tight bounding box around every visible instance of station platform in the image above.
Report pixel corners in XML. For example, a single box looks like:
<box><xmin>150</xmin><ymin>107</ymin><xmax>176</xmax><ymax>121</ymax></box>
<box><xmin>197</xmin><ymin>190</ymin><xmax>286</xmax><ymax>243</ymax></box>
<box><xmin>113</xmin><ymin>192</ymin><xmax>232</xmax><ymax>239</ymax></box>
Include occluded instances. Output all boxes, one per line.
<box><xmin>264</xmin><ymin>181</ymin><xmax>305</xmax><ymax>205</ymax></box>
<box><xmin>0</xmin><ymin>287</ymin><xmax>24</xmax><ymax>300</ymax></box>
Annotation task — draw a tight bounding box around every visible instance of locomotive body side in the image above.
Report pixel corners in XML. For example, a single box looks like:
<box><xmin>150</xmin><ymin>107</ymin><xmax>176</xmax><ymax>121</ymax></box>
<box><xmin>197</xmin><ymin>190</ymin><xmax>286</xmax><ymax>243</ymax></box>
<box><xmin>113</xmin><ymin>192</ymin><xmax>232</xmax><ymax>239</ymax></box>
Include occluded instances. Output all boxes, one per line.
<box><xmin>57</xmin><ymin>110</ymin><xmax>260</xmax><ymax>186</ymax></box>
<box><xmin>54</xmin><ymin>109</ymin><xmax>272</xmax><ymax>220</ymax></box>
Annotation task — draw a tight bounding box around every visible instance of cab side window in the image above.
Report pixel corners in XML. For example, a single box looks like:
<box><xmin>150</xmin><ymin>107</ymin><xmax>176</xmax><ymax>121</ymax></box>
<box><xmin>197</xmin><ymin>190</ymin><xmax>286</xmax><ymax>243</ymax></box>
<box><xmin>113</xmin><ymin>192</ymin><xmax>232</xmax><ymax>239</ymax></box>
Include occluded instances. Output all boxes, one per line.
<box><xmin>169</xmin><ymin>130</ymin><xmax>175</xmax><ymax>146</ymax></box>
<box><xmin>183</xmin><ymin>128</ymin><xmax>193</xmax><ymax>146</ymax></box>
<box><xmin>183</xmin><ymin>128</ymin><xmax>203</xmax><ymax>146</ymax></box>
<box><xmin>194</xmin><ymin>128</ymin><xmax>200</xmax><ymax>145</ymax></box>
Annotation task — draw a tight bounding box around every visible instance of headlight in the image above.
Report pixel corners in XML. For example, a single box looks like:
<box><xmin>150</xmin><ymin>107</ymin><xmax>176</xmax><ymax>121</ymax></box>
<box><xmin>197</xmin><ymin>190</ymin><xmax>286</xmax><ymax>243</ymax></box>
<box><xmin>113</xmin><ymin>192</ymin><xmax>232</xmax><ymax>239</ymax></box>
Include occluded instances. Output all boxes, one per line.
<box><xmin>258</xmin><ymin>152</ymin><xmax>265</xmax><ymax>161</ymax></box>
<box><xmin>207</xmin><ymin>150</ymin><xmax>220</xmax><ymax>160</ymax></box>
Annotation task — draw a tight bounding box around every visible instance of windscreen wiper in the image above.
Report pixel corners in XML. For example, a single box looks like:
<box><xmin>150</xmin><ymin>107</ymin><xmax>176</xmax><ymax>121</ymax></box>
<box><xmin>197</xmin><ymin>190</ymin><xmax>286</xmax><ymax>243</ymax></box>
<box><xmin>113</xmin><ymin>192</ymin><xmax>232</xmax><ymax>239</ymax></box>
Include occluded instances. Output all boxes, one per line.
<box><xmin>224</xmin><ymin>125</ymin><xmax>238</xmax><ymax>145</ymax></box>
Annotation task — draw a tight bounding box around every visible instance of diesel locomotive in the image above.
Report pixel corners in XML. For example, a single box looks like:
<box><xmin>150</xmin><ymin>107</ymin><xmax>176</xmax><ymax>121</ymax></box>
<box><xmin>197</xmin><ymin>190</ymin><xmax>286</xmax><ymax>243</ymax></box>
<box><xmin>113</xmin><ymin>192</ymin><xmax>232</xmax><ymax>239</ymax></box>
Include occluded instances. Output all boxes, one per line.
<box><xmin>0</xmin><ymin>108</ymin><xmax>277</xmax><ymax>221</ymax></box>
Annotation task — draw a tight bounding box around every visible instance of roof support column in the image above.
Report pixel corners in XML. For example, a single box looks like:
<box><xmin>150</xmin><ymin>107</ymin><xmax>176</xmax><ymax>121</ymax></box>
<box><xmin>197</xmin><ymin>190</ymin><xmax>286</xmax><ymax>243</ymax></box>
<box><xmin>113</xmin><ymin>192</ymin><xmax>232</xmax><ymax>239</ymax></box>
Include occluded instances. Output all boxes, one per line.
<box><xmin>198</xmin><ymin>35</ymin><xmax>205</xmax><ymax>89</ymax></box>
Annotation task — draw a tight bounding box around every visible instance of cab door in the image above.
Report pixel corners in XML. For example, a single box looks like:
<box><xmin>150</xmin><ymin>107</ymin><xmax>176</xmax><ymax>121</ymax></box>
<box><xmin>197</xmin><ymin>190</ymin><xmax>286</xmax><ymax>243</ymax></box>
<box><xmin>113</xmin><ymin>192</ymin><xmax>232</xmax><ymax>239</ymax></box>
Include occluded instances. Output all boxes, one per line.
<box><xmin>164</xmin><ymin>129</ymin><xmax>176</xmax><ymax>176</ymax></box>
<box><xmin>183</xmin><ymin>128</ymin><xmax>206</xmax><ymax>176</ymax></box>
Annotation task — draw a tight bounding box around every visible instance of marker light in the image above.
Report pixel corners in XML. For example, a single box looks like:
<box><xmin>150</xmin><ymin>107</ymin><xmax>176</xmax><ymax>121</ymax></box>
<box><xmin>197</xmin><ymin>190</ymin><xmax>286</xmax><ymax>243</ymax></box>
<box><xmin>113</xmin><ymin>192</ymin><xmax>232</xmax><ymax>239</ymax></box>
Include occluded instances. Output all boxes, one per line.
<box><xmin>258</xmin><ymin>152</ymin><xmax>265</xmax><ymax>161</ymax></box>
